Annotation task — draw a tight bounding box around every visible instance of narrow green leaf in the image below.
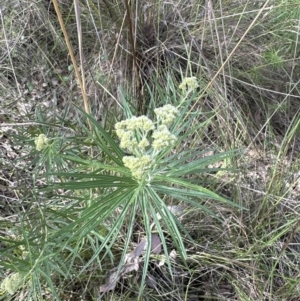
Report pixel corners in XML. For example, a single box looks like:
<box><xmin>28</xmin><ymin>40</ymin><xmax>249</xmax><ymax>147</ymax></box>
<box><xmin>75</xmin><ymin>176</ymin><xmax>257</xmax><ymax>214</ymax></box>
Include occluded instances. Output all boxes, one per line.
<box><xmin>153</xmin><ymin>177</ymin><xmax>245</xmax><ymax>209</ymax></box>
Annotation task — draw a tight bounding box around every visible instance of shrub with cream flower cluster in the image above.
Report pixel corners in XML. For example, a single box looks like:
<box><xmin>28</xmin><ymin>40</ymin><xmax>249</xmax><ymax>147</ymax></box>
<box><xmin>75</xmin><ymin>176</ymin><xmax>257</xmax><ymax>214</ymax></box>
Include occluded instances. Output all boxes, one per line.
<box><xmin>115</xmin><ymin>104</ymin><xmax>179</xmax><ymax>181</ymax></box>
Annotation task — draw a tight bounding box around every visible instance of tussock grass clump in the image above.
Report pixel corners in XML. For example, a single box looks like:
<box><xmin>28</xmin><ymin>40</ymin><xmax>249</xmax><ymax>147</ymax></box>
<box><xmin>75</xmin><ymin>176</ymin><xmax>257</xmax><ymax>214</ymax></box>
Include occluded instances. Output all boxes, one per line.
<box><xmin>1</xmin><ymin>0</ymin><xmax>300</xmax><ymax>300</ymax></box>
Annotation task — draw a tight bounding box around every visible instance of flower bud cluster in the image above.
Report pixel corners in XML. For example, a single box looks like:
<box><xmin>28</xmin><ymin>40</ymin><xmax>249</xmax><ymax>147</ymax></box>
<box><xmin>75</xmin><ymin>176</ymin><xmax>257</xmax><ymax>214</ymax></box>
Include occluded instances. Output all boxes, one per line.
<box><xmin>154</xmin><ymin>104</ymin><xmax>179</xmax><ymax>126</ymax></box>
<box><xmin>115</xmin><ymin>104</ymin><xmax>179</xmax><ymax>180</ymax></box>
<box><xmin>179</xmin><ymin>77</ymin><xmax>199</xmax><ymax>92</ymax></box>
<box><xmin>152</xmin><ymin>125</ymin><xmax>177</xmax><ymax>151</ymax></box>
<box><xmin>115</xmin><ymin>116</ymin><xmax>154</xmax><ymax>152</ymax></box>
<box><xmin>123</xmin><ymin>155</ymin><xmax>151</xmax><ymax>180</ymax></box>
<box><xmin>34</xmin><ymin>134</ymin><xmax>49</xmax><ymax>151</ymax></box>
<box><xmin>0</xmin><ymin>272</ymin><xmax>24</xmax><ymax>295</ymax></box>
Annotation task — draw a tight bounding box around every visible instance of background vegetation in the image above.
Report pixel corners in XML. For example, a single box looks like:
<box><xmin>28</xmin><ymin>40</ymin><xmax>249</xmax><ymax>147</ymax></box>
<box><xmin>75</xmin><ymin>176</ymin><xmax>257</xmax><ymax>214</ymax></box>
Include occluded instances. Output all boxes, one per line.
<box><xmin>1</xmin><ymin>0</ymin><xmax>300</xmax><ymax>300</ymax></box>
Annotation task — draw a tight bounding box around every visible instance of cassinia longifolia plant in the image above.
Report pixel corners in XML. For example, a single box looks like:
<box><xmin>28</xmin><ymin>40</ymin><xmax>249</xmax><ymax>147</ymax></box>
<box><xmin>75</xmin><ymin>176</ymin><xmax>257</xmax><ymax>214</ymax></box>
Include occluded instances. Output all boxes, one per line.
<box><xmin>1</xmin><ymin>76</ymin><xmax>240</xmax><ymax>298</ymax></box>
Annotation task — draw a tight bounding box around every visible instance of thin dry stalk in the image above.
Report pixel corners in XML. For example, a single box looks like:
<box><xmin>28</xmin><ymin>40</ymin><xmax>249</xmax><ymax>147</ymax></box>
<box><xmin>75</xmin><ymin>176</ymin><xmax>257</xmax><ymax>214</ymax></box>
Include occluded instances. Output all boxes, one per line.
<box><xmin>124</xmin><ymin>0</ymin><xmax>142</xmax><ymax>112</ymax></box>
<box><xmin>52</xmin><ymin>0</ymin><xmax>92</xmax><ymax>130</ymax></box>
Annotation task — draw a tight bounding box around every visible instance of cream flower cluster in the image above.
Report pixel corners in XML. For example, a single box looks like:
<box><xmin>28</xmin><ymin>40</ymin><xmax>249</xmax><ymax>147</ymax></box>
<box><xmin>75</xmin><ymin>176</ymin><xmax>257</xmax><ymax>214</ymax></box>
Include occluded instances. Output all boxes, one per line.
<box><xmin>34</xmin><ymin>134</ymin><xmax>49</xmax><ymax>151</ymax></box>
<box><xmin>115</xmin><ymin>116</ymin><xmax>154</xmax><ymax>152</ymax></box>
<box><xmin>122</xmin><ymin>155</ymin><xmax>151</xmax><ymax>180</ymax></box>
<box><xmin>154</xmin><ymin>104</ymin><xmax>179</xmax><ymax>126</ymax></box>
<box><xmin>115</xmin><ymin>104</ymin><xmax>179</xmax><ymax>180</ymax></box>
<box><xmin>0</xmin><ymin>272</ymin><xmax>25</xmax><ymax>295</ymax></box>
<box><xmin>179</xmin><ymin>77</ymin><xmax>199</xmax><ymax>92</ymax></box>
<box><xmin>152</xmin><ymin>125</ymin><xmax>177</xmax><ymax>151</ymax></box>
